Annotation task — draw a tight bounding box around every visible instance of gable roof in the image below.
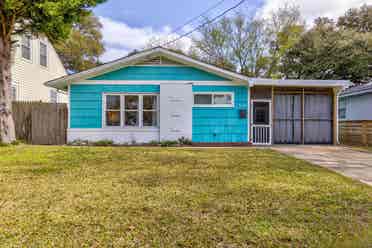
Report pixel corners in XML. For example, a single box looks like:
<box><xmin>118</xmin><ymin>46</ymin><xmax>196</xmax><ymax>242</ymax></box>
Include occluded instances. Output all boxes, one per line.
<box><xmin>340</xmin><ymin>82</ymin><xmax>372</xmax><ymax>98</ymax></box>
<box><xmin>45</xmin><ymin>47</ymin><xmax>249</xmax><ymax>90</ymax></box>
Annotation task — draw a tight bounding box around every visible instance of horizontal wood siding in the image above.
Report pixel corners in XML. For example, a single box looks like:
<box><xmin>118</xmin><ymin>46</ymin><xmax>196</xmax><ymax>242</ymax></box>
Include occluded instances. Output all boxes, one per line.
<box><xmin>192</xmin><ymin>86</ymin><xmax>248</xmax><ymax>143</ymax></box>
<box><xmin>339</xmin><ymin>120</ymin><xmax>372</xmax><ymax>146</ymax></box>
<box><xmin>89</xmin><ymin>66</ymin><xmax>230</xmax><ymax>81</ymax></box>
<box><xmin>70</xmin><ymin>84</ymin><xmax>160</xmax><ymax>128</ymax></box>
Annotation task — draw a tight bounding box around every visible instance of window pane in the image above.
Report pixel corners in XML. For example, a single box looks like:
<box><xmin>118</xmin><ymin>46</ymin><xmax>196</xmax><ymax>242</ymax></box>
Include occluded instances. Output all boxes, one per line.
<box><xmin>106</xmin><ymin>111</ymin><xmax>121</xmax><ymax>126</ymax></box>
<box><xmin>50</xmin><ymin>90</ymin><xmax>57</xmax><ymax>103</ymax></box>
<box><xmin>106</xmin><ymin>95</ymin><xmax>120</xmax><ymax>109</ymax></box>
<box><xmin>143</xmin><ymin>95</ymin><xmax>157</xmax><ymax>110</ymax></box>
<box><xmin>143</xmin><ymin>111</ymin><xmax>157</xmax><ymax>127</ymax></box>
<box><xmin>40</xmin><ymin>43</ymin><xmax>47</xmax><ymax>66</ymax></box>
<box><xmin>125</xmin><ymin>111</ymin><xmax>139</xmax><ymax>126</ymax></box>
<box><xmin>194</xmin><ymin>94</ymin><xmax>212</xmax><ymax>104</ymax></box>
<box><xmin>11</xmin><ymin>86</ymin><xmax>17</xmax><ymax>101</ymax></box>
<box><xmin>214</xmin><ymin>94</ymin><xmax>232</xmax><ymax>105</ymax></box>
<box><xmin>21</xmin><ymin>36</ymin><xmax>31</xmax><ymax>60</ymax></box>
<box><xmin>125</xmin><ymin>95</ymin><xmax>139</xmax><ymax>110</ymax></box>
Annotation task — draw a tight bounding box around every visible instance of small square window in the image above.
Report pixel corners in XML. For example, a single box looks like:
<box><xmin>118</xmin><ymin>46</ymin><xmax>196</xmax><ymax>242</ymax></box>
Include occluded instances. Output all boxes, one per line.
<box><xmin>106</xmin><ymin>111</ymin><xmax>121</xmax><ymax>126</ymax></box>
<box><xmin>106</xmin><ymin>95</ymin><xmax>120</xmax><ymax>109</ymax></box>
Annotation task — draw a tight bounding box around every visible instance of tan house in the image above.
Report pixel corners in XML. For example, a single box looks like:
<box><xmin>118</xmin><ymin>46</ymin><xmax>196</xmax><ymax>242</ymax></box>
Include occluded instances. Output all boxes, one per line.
<box><xmin>11</xmin><ymin>34</ymin><xmax>67</xmax><ymax>103</ymax></box>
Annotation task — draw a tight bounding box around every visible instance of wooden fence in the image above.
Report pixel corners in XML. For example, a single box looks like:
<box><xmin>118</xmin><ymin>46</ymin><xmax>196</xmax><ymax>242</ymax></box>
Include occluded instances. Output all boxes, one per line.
<box><xmin>339</xmin><ymin>120</ymin><xmax>372</xmax><ymax>146</ymax></box>
<box><xmin>12</xmin><ymin>102</ymin><xmax>68</xmax><ymax>145</ymax></box>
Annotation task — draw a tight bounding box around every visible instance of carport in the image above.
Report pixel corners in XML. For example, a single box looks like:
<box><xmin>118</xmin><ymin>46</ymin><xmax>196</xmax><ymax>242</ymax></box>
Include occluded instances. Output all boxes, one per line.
<box><xmin>249</xmin><ymin>79</ymin><xmax>351</xmax><ymax>145</ymax></box>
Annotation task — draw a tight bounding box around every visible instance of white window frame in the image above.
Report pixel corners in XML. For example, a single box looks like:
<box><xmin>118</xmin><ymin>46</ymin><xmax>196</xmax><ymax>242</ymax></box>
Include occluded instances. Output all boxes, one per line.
<box><xmin>39</xmin><ymin>41</ymin><xmax>48</xmax><ymax>67</ymax></box>
<box><xmin>102</xmin><ymin>93</ymin><xmax>159</xmax><ymax>129</ymax></box>
<box><xmin>21</xmin><ymin>35</ymin><xmax>32</xmax><ymax>61</ymax></box>
<box><xmin>193</xmin><ymin>92</ymin><xmax>234</xmax><ymax>107</ymax></box>
<box><xmin>11</xmin><ymin>82</ymin><xmax>19</xmax><ymax>101</ymax></box>
<box><xmin>50</xmin><ymin>89</ymin><xmax>58</xmax><ymax>103</ymax></box>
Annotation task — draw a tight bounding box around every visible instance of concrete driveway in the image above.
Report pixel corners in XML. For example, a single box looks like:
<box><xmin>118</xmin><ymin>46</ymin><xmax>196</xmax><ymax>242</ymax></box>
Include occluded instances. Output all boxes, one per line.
<box><xmin>272</xmin><ymin>146</ymin><xmax>372</xmax><ymax>186</ymax></box>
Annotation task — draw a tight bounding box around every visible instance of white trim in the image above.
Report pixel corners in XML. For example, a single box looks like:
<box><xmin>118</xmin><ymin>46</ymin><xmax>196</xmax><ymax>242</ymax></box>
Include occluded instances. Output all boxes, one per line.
<box><xmin>251</xmin><ymin>99</ymin><xmax>272</xmax><ymax>145</ymax></box>
<box><xmin>193</xmin><ymin>92</ymin><xmax>234</xmax><ymax>108</ymax></box>
<box><xmin>45</xmin><ymin>47</ymin><xmax>250</xmax><ymax>89</ymax></box>
<box><xmin>67</xmin><ymin>85</ymin><xmax>70</xmax><ymax>128</ymax></box>
<box><xmin>72</xmin><ymin>80</ymin><xmax>247</xmax><ymax>86</ymax></box>
<box><xmin>250</xmin><ymin>78</ymin><xmax>352</xmax><ymax>88</ymax></box>
<box><xmin>102</xmin><ymin>93</ymin><xmax>159</xmax><ymax>129</ymax></box>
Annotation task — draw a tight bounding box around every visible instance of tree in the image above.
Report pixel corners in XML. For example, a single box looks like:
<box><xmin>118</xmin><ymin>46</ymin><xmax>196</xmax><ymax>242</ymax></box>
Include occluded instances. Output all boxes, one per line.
<box><xmin>0</xmin><ymin>0</ymin><xmax>105</xmax><ymax>143</ymax></box>
<box><xmin>281</xmin><ymin>17</ymin><xmax>371</xmax><ymax>84</ymax></box>
<box><xmin>192</xmin><ymin>14</ymin><xmax>270</xmax><ymax>76</ymax></box>
<box><xmin>192</xmin><ymin>17</ymin><xmax>235</xmax><ymax>71</ymax></box>
<box><xmin>230</xmin><ymin>15</ymin><xmax>268</xmax><ymax>77</ymax></box>
<box><xmin>337</xmin><ymin>4</ymin><xmax>372</xmax><ymax>33</ymax></box>
<box><xmin>54</xmin><ymin>13</ymin><xmax>105</xmax><ymax>73</ymax></box>
<box><xmin>265</xmin><ymin>3</ymin><xmax>305</xmax><ymax>78</ymax></box>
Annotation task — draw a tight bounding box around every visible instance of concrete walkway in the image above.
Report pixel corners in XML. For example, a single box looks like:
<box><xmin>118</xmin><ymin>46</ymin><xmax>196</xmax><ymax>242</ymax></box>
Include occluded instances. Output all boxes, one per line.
<box><xmin>272</xmin><ymin>146</ymin><xmax>372</xmax><ymax>186</ymax></box>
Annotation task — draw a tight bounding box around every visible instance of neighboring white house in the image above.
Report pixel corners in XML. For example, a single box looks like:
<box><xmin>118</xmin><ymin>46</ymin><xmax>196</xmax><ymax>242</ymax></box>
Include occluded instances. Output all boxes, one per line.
<box><xmin>11</xmin><ymin>34</ymin><xmax>67</xmax><ymax>103</ymax></box>
<box><xmin>339</xmin><ymin>82</ymin><xmax>372</xmax><ymax>121</ymax></box>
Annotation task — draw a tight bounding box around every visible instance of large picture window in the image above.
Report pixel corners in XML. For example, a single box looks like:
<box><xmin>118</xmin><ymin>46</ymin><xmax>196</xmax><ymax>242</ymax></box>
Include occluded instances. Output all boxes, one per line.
<box><xmin>104</xmin><ymin>94</ymin><xmax>159</xmax><ymax>128</ymax></box>
<box><xmin>193</xmin><ymin>92</ymin><xmax>234</xmax><ymax>107</ymax></box>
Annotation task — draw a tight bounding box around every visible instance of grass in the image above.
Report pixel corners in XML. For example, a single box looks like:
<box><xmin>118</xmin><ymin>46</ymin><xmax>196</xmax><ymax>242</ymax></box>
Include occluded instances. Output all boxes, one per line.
<box><xmin>0</xmin><ymin>146</ymin><xmax>371</xmax><ymax>247</ymax></box>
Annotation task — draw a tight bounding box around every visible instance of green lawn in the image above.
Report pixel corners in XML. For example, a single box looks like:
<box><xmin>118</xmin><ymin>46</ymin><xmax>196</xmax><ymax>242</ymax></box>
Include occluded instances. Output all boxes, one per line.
<box><xmin>0</xmin><ymin>146</ymin><xmax>371</xmax><ymax>247</ymax></box>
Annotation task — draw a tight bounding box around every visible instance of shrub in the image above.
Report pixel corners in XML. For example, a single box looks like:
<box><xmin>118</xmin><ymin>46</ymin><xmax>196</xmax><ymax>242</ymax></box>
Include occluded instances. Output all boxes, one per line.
<box><xmin>68</xmin><ymin>139</ymin><xmax>90</xmax><ymax>146</ymax></box>
<box><xmin>92</xmin><ymin>140</ymin><xmax>114</xmax><ymax>146</ymax></box>
<box><xmin>160</xmin><ymin>140</ymin><xmax>179</xmax><ymax>147</ymax></box>
<box><xmin>178</xmin><ymin>137</ymin><xmax>192</xmax><ymax>145</ymax></box>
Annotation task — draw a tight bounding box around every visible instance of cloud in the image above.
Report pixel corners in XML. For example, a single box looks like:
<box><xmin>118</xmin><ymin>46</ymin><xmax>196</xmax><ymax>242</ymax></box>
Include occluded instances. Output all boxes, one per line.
<box><xmin>259</xmin><ymin>0</ymin><xmax>368</xmax><ymax>25</ymax></box>
<box><xmin>99</xmin><ymin>16</ymin><xmax>192</xmax><ymax>62</ymax></box>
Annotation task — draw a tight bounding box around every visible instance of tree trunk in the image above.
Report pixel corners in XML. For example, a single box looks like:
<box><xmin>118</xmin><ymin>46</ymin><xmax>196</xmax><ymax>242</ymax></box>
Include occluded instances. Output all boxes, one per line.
<box><xmin>0</xmin><ymin>35</ymin><xmax>16</xmax><ymax>143</ymax></box>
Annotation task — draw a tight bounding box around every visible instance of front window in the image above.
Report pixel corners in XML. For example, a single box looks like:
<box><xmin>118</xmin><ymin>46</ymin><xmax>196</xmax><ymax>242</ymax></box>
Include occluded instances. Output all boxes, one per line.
<box><xmin>104</xmin><ymin>94</ymin><xmax>159</xmax><ymax>128</ymax></box>
<box><xmin>40</xmin><ymin>42</ymin><xmax>47</xmax><ymax>67</ymax></box>
<box><xmin>21</xmin><ymin>35</ymin><xmax>32</xmax><ymax>60</ymax></box>
<box><xmin>11</xmin><ymin>83</ymin><xmax>18</xmax><ymax>101</ymax></box>
<box><xmin>193</xmin><ymin>92</ymin><xmax>234</xmax><ymax>107</ymax></box>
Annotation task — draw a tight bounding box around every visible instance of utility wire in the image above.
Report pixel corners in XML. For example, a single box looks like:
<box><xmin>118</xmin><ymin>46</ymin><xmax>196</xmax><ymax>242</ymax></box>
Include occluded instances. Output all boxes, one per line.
<box><xmin>162</xmin><ymin>0</ymin><xmax>246</xmax><ymax>47</ymax></box>
<box><xmin>170</xmin><ymin>0</ymin><xmax>227</xmax><ymax>35</ymax></box>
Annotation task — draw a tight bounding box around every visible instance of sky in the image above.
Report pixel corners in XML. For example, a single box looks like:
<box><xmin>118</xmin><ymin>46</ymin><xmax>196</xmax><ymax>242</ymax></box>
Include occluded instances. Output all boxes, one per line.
<box><xmin>93</xmin><ymin>0</ymin><xmax>370</xmax><ymax>62</ymax></box>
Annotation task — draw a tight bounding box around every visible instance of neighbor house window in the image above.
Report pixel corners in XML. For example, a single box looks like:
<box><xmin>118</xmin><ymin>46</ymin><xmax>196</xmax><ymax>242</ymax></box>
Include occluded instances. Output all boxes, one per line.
<box><xmin>50</xmin><ymin>90</ymin><xmax>57</xmax><ymax>103</ymax></box>
<box><xmin>104</xmin><ymin>94</ymin><xmax>159</xmax><ymax>128</ymax></box>
<box><xmin>21</xmin><ymin>35</ymin><xmax>32</xmax><ymax>60</ymax></box>
<box><xmin>40</xmin><ymin>41</ymin><xmax>47</xmax><ymax>67</ymax></box>
<box><xmin>339</xmin><ymin>98</ymin><xmax>346</xmax><ymax>119</ymax></box>
<box><xmin>193</xmin><ymin>92</ymin><xmax>234</xmax><ymax>107</ymax></box>
<box><xmin>11</xmin><ymin>82</ymin><xmax>18</xmax><ymax>101</ymax></box>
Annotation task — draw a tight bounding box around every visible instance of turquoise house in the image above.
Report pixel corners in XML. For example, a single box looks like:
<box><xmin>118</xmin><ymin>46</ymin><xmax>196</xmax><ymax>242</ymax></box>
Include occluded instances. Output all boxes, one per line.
<box><xmin>46</xmin><ymin>47</ymin><xmax>351</xmax><ymax>145</ymax></box>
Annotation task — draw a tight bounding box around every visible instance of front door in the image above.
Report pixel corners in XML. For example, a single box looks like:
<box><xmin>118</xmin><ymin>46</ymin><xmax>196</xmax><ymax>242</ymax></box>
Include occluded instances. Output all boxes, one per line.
<box><xmin>251</xmin><ymin>100</ymin><xmax>271</xmax><ymax>145</ymax></box>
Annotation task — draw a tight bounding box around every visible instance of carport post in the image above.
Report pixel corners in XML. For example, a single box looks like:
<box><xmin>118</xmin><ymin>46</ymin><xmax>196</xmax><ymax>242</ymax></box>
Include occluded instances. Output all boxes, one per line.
<box><xmin>333</xmin><ymin>88</ymin><xmax>340</xmax><ymax>145</ymax></box>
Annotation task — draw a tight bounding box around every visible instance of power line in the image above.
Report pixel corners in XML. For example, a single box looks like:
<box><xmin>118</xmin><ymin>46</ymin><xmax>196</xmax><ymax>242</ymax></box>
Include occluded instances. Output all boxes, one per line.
<box><xmin>170</xmin><ymin>0</ymin><xmax>227</xmax><ymax>35</ymax></box>
<box><xmin>162</xmin><ymin>0</ymin><xmax>246</xmax><ymax>47</ymax></box>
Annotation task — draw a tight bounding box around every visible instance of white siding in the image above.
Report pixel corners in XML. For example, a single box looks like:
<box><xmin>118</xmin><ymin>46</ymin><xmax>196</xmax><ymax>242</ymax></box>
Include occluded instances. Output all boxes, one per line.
<box><xmin>11</xmin><ymin>35</ymin><xmax>67</xmax><ymax>102</ymax></box>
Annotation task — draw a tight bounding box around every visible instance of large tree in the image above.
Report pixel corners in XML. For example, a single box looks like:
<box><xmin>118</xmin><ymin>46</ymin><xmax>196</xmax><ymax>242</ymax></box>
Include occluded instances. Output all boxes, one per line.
<box><xmin>0</xmin><ymin>0</ymin><xmax>105</xmax><ymax>143</ymax></box>
<box><xmin>281</xmin><ymin>17</ymin><xmax>371</xmax><ymax>84</ymax></box>
<box><xmin>265</xmin><ymin>3</ymin><xmax>305</xmax><ymax>78</ymax></box>
<box><xmin>337</xmin><ymin>4</ymin><xmax>372</xmax><ymax>33</ymax></box>
<box><xmin>54</xmin><ymin>13</ymin><xmax>105</xmax><ymax>73</ymax></box>
<box><xmin>192</xmin><ymin>14</ymin><xmax>269</xmax><ymax>76</ymax></box>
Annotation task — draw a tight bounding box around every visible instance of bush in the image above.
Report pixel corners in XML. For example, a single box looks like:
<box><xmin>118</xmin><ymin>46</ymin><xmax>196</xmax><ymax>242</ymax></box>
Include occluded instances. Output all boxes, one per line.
<box><xmin>160</xmin><ymin>140</ymin><xmax>179</xmax><ymax>147</ymax></box>
<box><xmin>92</xmin><ymin>140</ymin><xmax>114</xmax><ymax>146</ymax></box>
<box><xmin>178</xmin><ymin>137</ymin><xmax>192</xmax><ymax>145</ymax></box>
<box><xmin>68</xmin><ymin>139</ymin><xmax>90</xmax><ymax>146</ymax></box>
